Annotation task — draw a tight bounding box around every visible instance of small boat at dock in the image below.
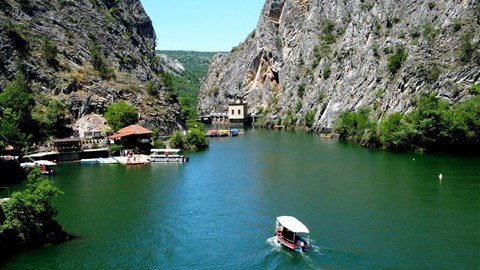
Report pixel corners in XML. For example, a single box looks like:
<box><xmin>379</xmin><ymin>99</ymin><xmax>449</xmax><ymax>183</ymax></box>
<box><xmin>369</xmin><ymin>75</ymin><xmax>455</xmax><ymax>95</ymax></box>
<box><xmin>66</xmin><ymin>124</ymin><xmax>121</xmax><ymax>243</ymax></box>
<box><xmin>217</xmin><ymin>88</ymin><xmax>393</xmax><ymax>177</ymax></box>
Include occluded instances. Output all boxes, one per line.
<box><xmin>148</xmin><ymin>149</ymin><xmax>189</xmax><ymax>163</ymax></box>
<box><xmin>274</xmin><ymin>216</ymin><xmax>310</xmax><ymax>252</ymax></box>
<box><xmin>229</xmin><ymin>128</ymin><xmax>239</xmax><ymax>136</ymax></box>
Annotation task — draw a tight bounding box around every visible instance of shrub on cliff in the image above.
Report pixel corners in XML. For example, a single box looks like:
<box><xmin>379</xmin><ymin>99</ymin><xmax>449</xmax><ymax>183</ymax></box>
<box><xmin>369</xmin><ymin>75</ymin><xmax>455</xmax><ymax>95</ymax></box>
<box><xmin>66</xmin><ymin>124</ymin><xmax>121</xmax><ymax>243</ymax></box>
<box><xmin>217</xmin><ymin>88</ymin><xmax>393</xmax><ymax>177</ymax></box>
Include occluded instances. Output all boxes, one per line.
<box><xmin>387</xmin><ymin>46</ymin><xmax>408</xmax><ymax>74</ymax></box>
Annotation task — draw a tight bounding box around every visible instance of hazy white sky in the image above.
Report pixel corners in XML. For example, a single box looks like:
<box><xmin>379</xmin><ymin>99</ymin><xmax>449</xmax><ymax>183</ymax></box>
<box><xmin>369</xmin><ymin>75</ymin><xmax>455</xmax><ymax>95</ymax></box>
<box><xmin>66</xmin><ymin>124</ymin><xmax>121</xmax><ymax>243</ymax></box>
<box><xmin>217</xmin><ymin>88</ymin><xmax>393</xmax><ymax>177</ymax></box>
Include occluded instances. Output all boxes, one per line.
<box><xmin>141</xmin><ymin>0</ymin><xmax>265</xmax><ymax>52</ymax></box>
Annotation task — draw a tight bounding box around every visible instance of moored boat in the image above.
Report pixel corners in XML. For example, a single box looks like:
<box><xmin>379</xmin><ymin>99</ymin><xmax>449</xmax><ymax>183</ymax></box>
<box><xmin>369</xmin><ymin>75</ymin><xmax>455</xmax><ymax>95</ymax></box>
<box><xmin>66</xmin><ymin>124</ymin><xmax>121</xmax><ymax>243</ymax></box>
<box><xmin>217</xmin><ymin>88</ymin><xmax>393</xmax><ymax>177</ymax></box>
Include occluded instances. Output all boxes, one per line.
<box><xmin>229</xmin><ymin>128</ymin><xmax>239</xmax><ymax>136</ymax></box>
<box><xmin>20</xmin><ymin>160</ymin><xmax>57</xmax><ymax>175</ymax></box>
<box><xmin>274</xmin><ymin>216</ymin><xmax>310</xmax><ymax>252</ymax></box>
<box><xmin>206</xmin><ymin>129</ymin><xmax>219</xmax><ymax>137</ymax></box>
<box><xmin>148</xmin><ymin>149</ymin><xmax>189</xmax><ymax>163</ymax></box>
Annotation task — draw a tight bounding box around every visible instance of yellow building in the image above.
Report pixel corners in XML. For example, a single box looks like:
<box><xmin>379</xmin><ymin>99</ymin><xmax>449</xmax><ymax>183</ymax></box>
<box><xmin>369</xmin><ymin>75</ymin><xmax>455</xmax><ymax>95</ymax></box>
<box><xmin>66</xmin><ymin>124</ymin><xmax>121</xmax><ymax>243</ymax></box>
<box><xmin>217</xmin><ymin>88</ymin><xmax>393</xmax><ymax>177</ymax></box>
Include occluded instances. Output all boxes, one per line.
<box><xmin>228</xmin><ymin>102</ymin><xmax>248</xmax><ymax>123</ymax></box>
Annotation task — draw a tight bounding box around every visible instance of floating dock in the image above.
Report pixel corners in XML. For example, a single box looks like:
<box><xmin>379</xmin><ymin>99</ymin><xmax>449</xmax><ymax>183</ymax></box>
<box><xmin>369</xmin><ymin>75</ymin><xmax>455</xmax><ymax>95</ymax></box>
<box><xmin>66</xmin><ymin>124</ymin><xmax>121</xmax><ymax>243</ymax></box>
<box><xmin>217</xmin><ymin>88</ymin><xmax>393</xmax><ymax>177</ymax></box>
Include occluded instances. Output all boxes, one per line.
<box><xmin>114</xmin><ymin>155</ymin><xmax>150</xmax><ymax>166</ymax></box>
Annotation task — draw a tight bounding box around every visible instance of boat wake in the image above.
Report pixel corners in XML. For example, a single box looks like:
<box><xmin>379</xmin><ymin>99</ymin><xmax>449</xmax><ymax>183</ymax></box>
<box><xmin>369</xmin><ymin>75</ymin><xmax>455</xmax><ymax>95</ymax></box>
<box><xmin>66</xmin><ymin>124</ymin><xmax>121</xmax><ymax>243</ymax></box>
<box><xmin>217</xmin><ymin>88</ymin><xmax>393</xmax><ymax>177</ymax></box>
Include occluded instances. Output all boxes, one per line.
<box><xmin>266</xmin><ymin>237</ymin><xmax>326</xmax><ymax>269</ymax></box>
<box><xmin>266</xmin><ymin>236</ymin><xmax>282</xmax><ymax>251</ymax></box>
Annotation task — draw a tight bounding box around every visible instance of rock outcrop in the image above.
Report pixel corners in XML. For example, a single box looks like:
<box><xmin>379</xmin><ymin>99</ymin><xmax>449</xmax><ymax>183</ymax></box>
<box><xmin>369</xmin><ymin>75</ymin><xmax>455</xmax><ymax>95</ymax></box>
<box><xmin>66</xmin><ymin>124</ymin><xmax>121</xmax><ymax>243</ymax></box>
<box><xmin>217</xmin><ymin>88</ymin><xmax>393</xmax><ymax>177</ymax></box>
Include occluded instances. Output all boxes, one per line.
<box><xmin>198</xmin><ymin>0</ymin><xmax>480</xmax><ymax>132</ymax></box>
<box><xmin>0</xmin><ymin>0</ymin><xmax>185</xmax><ymax>135</ymax></box>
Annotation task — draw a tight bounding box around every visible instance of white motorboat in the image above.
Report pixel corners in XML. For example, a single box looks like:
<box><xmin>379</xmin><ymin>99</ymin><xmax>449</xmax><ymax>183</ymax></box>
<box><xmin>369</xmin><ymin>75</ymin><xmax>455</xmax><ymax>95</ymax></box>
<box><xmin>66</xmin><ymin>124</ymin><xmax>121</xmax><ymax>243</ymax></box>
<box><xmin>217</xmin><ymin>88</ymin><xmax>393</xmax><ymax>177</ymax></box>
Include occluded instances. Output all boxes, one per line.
<box><xmin>274</xmin><ymin>216</ymin><xmax>310</xmax><ymax>252</ymax></box>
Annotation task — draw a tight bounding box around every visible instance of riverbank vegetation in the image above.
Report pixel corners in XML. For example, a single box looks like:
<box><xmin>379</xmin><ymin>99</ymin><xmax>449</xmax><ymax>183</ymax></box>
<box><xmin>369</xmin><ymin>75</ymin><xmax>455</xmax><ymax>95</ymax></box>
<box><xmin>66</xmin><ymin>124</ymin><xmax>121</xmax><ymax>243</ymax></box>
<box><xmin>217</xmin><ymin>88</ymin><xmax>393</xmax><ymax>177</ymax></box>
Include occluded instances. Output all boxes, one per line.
<box><xmin>169</xmin><ymin>128</ymin><xmax>209</xmax><ymax>150</ymax></box>
<box><xmin>335</xmin><ymin>94</ymin><xmax>480</xmax><ymax>153</ymax></box>
<box><xmin>0</xmin><ymin>169</ymin><xmax>73</xmax><ymax>259</ymax></box>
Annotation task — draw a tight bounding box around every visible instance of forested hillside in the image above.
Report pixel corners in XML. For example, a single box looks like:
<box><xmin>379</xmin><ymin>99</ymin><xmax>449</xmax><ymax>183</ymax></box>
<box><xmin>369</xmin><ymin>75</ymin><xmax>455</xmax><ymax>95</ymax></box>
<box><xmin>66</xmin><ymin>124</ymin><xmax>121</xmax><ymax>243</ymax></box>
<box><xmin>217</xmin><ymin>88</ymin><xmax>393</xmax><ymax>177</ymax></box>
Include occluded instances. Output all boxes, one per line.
<box><xmin>156</xmin><ymin>50</ymin><xmax>216</xmax><ymax>124</ymax></box>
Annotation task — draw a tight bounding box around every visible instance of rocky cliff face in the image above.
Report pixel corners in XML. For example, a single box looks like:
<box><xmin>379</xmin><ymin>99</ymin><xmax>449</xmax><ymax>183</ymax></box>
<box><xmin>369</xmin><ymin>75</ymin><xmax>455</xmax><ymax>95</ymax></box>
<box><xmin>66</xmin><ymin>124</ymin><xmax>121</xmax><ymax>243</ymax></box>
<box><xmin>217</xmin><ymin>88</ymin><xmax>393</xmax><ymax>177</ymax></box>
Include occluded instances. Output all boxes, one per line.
<box><xmin>0</xmin><ymin>0</ymin><xmax>185</xmax><ymax>135</ymax></box>
<box><xmin>198</xmin><ymin>0</ymin><xmax>480</xmax><ymax>131</ymax></box>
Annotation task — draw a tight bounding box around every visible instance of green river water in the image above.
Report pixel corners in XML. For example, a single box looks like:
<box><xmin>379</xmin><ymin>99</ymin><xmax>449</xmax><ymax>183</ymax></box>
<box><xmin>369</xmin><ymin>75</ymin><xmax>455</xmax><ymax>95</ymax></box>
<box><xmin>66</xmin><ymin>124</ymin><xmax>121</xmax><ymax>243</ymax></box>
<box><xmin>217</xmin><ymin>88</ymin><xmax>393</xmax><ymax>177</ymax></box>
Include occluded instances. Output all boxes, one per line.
<box><xmin>1</xmin><ymin>128</ymin><xmax>479</xmax><ymax>269</ymax></box>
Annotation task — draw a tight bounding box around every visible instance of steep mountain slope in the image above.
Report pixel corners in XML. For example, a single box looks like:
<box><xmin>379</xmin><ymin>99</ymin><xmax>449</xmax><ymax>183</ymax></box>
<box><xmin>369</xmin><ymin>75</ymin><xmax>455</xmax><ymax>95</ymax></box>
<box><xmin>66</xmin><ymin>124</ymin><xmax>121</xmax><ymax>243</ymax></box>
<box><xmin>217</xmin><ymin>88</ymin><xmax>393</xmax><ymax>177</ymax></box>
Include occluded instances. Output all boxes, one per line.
<box><xmin>0</xmin><ymin>0</ymin><xmax>185</xmax><ymax>135</ymax></box>
<box><xmin>198</xmin><ymin>0</ymin><xmax>479</xmax><ymax>132</ymax></box>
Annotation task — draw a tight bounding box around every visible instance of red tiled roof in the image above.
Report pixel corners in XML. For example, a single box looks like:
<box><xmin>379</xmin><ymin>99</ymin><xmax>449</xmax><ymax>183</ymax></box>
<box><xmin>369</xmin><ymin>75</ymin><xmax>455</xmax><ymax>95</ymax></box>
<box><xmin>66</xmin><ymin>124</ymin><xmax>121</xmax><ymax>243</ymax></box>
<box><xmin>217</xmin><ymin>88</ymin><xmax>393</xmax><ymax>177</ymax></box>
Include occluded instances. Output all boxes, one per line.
<box><xmin>108</xmin><ymin>125</ymin><xmax>152</xmax><ymax>139</ymax></box>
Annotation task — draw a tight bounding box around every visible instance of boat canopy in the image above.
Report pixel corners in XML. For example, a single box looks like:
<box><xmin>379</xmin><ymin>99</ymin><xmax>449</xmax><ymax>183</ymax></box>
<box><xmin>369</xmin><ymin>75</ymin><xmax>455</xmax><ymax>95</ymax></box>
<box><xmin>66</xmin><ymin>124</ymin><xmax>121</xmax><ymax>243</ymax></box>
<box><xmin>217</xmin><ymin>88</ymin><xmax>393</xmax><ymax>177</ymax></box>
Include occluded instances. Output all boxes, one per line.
<box><xmin>276</xmin><ymin>216</ymin><xmax>310</xmax><ymax>233</ymax></box>
<box><xmin>150</xmin><ymin>149</ymin><xmax>181</xmax><ymax>153</ymax></box>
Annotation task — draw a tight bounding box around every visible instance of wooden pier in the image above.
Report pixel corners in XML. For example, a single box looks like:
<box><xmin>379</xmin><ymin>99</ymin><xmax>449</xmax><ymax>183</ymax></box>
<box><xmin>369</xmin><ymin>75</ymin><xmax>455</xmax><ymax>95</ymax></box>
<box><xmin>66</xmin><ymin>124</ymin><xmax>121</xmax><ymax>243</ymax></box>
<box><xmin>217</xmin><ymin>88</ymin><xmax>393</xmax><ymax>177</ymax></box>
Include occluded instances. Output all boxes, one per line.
<box><xmin>114</xmin><ymin>155</ymin><xmax>150</xmax><ymax>166</ymax></box>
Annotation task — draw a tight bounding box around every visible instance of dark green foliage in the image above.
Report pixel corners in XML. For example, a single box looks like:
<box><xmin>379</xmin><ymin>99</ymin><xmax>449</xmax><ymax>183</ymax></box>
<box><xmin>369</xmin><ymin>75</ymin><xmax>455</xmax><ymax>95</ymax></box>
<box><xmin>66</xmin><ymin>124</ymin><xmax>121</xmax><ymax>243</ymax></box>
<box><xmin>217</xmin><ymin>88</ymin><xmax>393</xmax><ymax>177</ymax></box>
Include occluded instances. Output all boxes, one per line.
<box><xmin>0</xmin><ymin>72</ymin><xmax>70</xmax><ymax>149</ymax></box>
<box><xmin>104</xmin><ymin>101</ymin><xmax>138</xmax><ymax>131</ymax></box>
<box><xmin>155</xmin><ymin>51</ymin><xmax>216</xmax><ymax>123</ymax></box>
<box><xmin>313</xmin><ymin>20</ymin><xmax>337</xmax><ymax>68</ymax></box>
<box><xmin>305</xmin><ymin>108</ymin><xmax>318</xmax><ymax>127</ymax></box>
<box><xmin>1</xmin><ymin>169</ymin><xmax>63</xmax><ymax>245</ymax></box>
<box><xmin>169</xmin><ymin>129</ymin><xmax>209</xmax><ymax>150</ymax></box>
<box><xmin>418</xmin><ymin>64</ymin><xmax>441</xmax><ymax>82</ymax></box>
<box><xmin>151</xmin><ymin>128</ymin><xmax>166</xmax><ymax>149</ymax></box>
<box><xmin>452</xmin><ymin>18</ymin><xmax>462</xmax><ymax>32</ymax></box>
<box><xmin>31</xmin><ymin>97</ymin><xmax>69</xmax><ymax>139</ymax></box>
<box><xmin>469</xmin><ymin>84</ymin><xmax>480</xmax><ymax>95</ymax></box>
<box><xmin>359</xmin><ymin>1</ymin><xmax>374</xmax><ymax>11</ymax></box>
<box><xmin>186</xmin><ymin>129</ymin><xmax>209</xmax><ymax>150</ymax></box>
<box><xmin>283</xmin><ymin>110</ymin><xmax>296</xmax><ymax>128</ymax></box>
<box><xmin>146</xmin><ymin>81</ymin><xmax>157</xmax><ymax>96</ymax></box>
<box><xmin>337</xmin><ymin>94</ymin><xmax>480</xmax><ymax>153</ymax></box>
<box><xmin>153</xmin><ymin>139</ymin><xmax>166</xmax><ymax>149</ymax></box>
<box><xmin>323</xmin><ymin>63</ymin><xmax>331</xmax><ymax>79</ymax></box>
<box><xmin>297</xmin><ymin>83</ymin><xmax>306</xmax><ymax>98</ymax></box>
<box><xmin>169</xmin><ymin>131</ymin><xmax>186</xmax><ymax>149</ymax></box>
<box><xmin>40</xmin><ymin>36</ymin><xmax>57</xmax><ymax>66</ymax></box>
<box><xmin>0</xmin><ymin>71</ymin><xmax>35</xmax><ymax>148</ymax></box>
<box><xmin>422</xmin><ymin>23</ymin><xmax>440</xmax><ymax>43</ymax></box>
<box><xmin>159</xmin><ymin>72</ymin><xmax>174</xmax><ymax>92</ymax></box>
<box><xmin>441</xmin><ymin>96</ymin><xmax>480</xmax><ymax>149</ymax></box>
<box><xmin>458</xmin><ymin>32</ymin><xmax>480</xmax><ymax>64</ymax></box>
<box><xmin>89</xmin><ymin>42</ymin><xmax>115</xmax><ymax>80</ymax></box>
<box><xmin>379</xmin><ymin>112</ymin><xmax>412</xmax><ymax>151</ymax></box>
<box><xmin>336</xmin><ymin>107</ymin><xmax>378</xmax><ymax>146</ymax></box>
<box><xmin>387</xmin><ymin>46</ymin><xmax>408</xmax><ymax>74</ymax></box>
<box><xmin>179</xmin><ymin>96</ymin><xmax>198</xmax><ymax>125</ymax></box>
<box><xmin>6</xmin><ymin>22</ymin><xmax>29</xmax><ymax>53</ymax></box>
<box><xmin>108</xmin><ymin>144</ymin><xmax>123</xmax><ymax>156</ymax></box>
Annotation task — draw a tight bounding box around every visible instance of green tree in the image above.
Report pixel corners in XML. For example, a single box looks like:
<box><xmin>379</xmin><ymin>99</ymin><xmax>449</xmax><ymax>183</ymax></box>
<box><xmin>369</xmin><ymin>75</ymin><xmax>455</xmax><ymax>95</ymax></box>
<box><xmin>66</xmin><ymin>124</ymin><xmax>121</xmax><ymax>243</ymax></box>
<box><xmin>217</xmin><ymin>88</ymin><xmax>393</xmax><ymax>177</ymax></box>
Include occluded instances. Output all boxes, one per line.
<box><xmin>441</xmin><ymin>96</ymin><xmax>480</xmax><ymax>150</ymax></box>
<box><xmin>0</xmin><ymin>71</ymin><xmax>35</xmax><ymax>148</ymax></box>
<box><xmin>379</xmin><ymin>112</ymin><xmax>415</xmax><ymax>151</ymax></box>
<box><xmin>169</xmin><ymin>131</ymin><xmax>186</xmax><ymax>149</ymax></box>
<box><xmin>32</xmin><ymin>98</ymin><xmax>68</xmax><ymax>139</ymax></box>
<box><xmin>186</xmin><ymin>129</ymin><xmax>209</xmax><ymax>150</ymax></box>
<box><xmin>104</xmin><ymin>101</ymin><xmax>138</xmax><ymax>131</ymax></box>
<box><xmin>1</xmin><ymin>169</ymin><xmax>63</xmax><ymax>245</ymax></box>
<box><xmin>410</xmin><ymin>94</ymin><xmax>449</xmax><ymax>150</ymax></box>
<box><xmin>0</xmin><ymin>109</ymin><xmax>27</xmax><ymax>149</ymax></box>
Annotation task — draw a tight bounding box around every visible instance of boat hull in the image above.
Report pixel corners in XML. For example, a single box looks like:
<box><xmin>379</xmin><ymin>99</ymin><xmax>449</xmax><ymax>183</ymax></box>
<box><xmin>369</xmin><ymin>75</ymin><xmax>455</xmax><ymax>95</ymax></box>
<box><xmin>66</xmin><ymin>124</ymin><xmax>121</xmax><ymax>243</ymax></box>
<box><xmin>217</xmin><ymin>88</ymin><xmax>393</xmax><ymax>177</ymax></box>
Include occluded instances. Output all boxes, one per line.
<box><xmin>148</xmin><ymin>155</ymin><xmax>188</xmax><ymax>163</ymax></box>
<box><xmin>275</xmin><ymin>234</ymin><xmax>309</xmax><ymax>252</ymax></box>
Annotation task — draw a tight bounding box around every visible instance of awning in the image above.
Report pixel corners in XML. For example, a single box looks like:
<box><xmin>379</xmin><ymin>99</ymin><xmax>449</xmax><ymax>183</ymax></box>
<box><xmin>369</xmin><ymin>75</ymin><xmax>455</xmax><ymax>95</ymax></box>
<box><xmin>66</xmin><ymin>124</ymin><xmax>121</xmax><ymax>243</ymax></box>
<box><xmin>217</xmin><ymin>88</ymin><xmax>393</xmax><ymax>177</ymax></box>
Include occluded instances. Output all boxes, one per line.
<box><xmin>276</xmin><ymin>216</ymin><xmax>310</xmax><ymax>233</ymax></box>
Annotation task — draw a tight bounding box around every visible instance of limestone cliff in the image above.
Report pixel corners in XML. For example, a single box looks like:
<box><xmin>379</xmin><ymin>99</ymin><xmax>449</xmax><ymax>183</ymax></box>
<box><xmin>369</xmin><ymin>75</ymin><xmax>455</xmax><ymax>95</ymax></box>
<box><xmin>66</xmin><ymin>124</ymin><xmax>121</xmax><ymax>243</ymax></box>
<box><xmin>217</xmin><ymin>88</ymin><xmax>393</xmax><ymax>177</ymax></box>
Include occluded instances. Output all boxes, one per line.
<box><xmin>0</xmin><ymin>0</ymin><xmax>185</xmax><ymax>135</ymax></box>
<box><xmin>198</xmin><ymin>0</ymin><xmax>480</xmax><ymax>131</ymax></box>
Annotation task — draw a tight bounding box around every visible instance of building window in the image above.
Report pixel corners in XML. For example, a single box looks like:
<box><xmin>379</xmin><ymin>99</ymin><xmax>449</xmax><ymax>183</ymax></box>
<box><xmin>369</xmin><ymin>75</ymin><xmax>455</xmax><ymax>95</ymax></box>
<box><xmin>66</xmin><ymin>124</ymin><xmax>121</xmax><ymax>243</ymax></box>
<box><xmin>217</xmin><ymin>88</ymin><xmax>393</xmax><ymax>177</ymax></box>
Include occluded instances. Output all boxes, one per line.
<box><xmin>231</xmin><ymin>109</ymin><xmax>235</xmax><ymax>115</ymax></box>
<box><xmin>238</xmin><ymin>109</ymin><xmax>241</xmax><ymax>115</ymax></box>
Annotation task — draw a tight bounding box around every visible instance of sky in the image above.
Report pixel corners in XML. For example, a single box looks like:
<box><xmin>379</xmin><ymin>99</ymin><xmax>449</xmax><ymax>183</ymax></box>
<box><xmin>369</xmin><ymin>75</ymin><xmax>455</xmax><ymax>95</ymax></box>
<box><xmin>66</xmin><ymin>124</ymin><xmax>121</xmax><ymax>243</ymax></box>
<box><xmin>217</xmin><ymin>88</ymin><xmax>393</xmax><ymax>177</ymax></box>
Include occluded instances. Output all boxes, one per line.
<box><xmin>140</xmin><ymin>0</ymin><xmax>266</xmax><ymax>52</ymax></box>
